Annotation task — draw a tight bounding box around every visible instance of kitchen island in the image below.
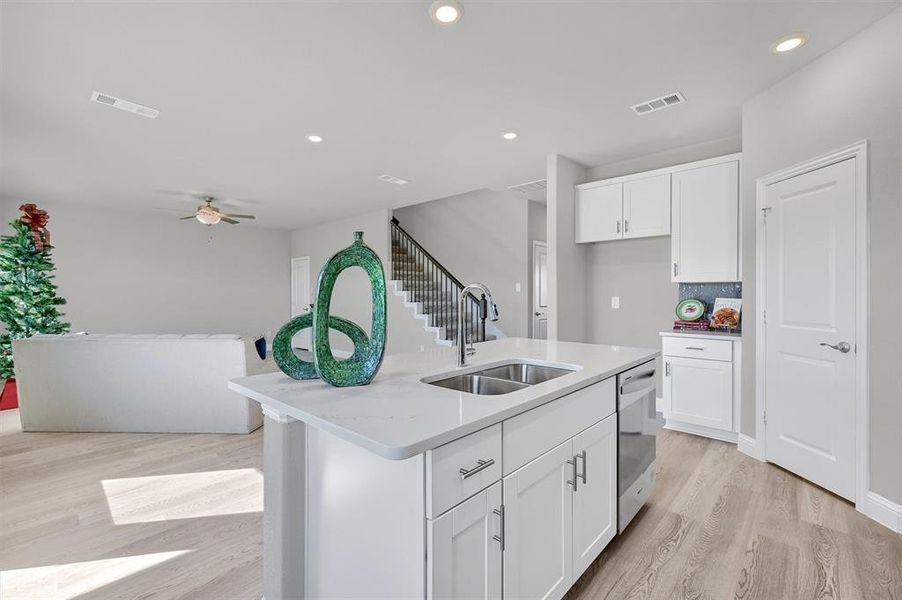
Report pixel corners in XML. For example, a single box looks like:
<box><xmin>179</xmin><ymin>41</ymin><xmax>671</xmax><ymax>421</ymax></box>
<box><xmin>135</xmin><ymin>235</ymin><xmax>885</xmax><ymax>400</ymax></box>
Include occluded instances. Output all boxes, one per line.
<box><xmin>229</xmin><ymin>337</ymin><xmax>658</xmax><ymax>600</ymax></box>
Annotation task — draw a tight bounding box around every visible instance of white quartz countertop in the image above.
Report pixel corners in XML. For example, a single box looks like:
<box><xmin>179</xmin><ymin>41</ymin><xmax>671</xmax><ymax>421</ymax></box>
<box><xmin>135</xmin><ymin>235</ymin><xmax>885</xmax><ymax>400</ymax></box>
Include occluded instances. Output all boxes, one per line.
<box><xmin>229</xmin><ymin>338</ymin><xmax>658</xmax><ymax>460</ymax></box>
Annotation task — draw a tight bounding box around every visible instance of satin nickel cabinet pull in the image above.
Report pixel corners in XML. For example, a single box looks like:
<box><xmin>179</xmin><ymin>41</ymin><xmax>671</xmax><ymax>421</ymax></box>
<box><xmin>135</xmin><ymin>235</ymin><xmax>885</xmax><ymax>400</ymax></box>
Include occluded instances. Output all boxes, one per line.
<box><xmin>566</xmin><ymin>457</ymin><xmax>578</xmax><ymax>491</ymax></box>
<box><xmin>673</xmin><ymin>262</ymin><xmax>679</xmax><ymax>277</ymax></box>
<box><xmin>576</xmin><ymin>450</ymin><xmax>587</xmax><ymax>484</ymax></box>
<box><xmin>492</xmin><ymin>506</ymin><xmax>505</xmax><ymax>551</ymax></box>
<box><xmin>685</xmin><ymin>346</ymin><xmax>705</xmax><ymax>351</ymax></box>
<box><xmin>616</xmin><ymin>220</ymin><xmax>621</xmax><ymax>234</ymax></box>
<box><xmin>459</xmin><ymin>458</ymin><xmax>495</xmax><ymax>480</ymax></box>
<box><xmin>624</xmin><ymin>219</ymin><xmax>630</xmax><ymax>233</ymax></box>
<box><xmin>665</xmin><ymin>362</ymin><xmax>671</xmax><ymax>376</ymax></box>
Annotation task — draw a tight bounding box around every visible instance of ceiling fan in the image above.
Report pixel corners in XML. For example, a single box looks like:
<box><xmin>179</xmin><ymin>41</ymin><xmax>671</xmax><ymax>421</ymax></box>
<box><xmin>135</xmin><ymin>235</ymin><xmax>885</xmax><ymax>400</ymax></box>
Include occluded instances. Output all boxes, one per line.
<box><xmin>180</xmin><ymin>196</ymin><xmax>256</xmax><ymax>226</ymax></box>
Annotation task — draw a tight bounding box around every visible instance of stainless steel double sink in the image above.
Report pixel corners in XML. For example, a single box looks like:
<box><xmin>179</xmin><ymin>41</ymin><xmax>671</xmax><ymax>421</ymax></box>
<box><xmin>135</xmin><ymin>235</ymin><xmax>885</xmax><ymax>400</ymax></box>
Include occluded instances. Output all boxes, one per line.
<box><xmin>425</xmin><ymin>362</ymin><xmax>576</xmax><ymax>396</ymax></box>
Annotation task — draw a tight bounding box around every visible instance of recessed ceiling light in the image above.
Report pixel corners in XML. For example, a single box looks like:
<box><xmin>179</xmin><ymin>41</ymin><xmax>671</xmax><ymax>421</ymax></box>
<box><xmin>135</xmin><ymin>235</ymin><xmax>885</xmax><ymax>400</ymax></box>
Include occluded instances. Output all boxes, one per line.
<box><xmin>307</xmin><ymin>134</ymin><xmax>324</xmax><ymax>143</ymax></box>
<box><xmin>377</xmin><ymin>174</ymin><xmax>409</xmax><ymax>186</ymax></box>
<box><xmin>502</xmin><ymin>131</ymin><xmax>518</xmax><ymax>141</ymax></box>
<box><xmin>430</xmin><ymin>0</ymin><xmax>463</xmax><ymax>24</ymax></box>
<box><xmin>771</xmin><ymin>33</ymin><xmax>808</xmax><ymax>53</ymax></box>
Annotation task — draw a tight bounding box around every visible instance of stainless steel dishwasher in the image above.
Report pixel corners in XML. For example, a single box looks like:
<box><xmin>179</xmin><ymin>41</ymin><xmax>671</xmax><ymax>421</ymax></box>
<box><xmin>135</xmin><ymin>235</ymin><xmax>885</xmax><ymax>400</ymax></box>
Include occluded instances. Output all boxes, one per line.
<box><xmin>617</xmin><ymin>360</ymin><xmax>661</xmax><ymax>532</ymax></box>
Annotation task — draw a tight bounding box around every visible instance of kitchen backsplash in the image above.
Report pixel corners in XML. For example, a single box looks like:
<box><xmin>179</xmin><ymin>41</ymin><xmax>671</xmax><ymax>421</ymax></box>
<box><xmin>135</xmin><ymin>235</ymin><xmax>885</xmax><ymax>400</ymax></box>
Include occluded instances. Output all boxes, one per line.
<box><xmin>678</xmin><ymin>282</ymin><xmax>743</xmax><ymax>326</ymax></box>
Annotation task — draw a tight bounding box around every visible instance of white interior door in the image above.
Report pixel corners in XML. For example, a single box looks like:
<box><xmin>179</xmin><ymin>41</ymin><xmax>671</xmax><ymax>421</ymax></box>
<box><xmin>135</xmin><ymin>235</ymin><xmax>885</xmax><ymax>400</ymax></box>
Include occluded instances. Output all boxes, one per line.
<box><xmin>291</xmin><ymin>257</ymin><xmax>311</xmax><ymax>349</ymax></box>
<box><xmin>428</xmin><ymin>482</ymin><xmax>502</xmax><ymax>600</ymax></box>
<box><xmin>764</xmin><ymin>158</ymin><xmax>857</xmax><ymax>501</ymax></box>
<box><xmin>503</xmin><ymin>440</ymin><xmax>573</xmax><ymax>600</ymax></box>
<box><xmin>532</xmin><ymin>242</ymin><xmax>548</xmax><ymax>340</ymax></box>
<box><xmin>571</xmin><ymin>414</ymin><xmax>617</xmax><ymax>576</ymax></box>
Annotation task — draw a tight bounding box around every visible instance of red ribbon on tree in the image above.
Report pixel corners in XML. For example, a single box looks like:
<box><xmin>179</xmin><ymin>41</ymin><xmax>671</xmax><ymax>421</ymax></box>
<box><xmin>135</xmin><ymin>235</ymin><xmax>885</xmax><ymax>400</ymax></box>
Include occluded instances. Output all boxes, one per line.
<box><xmin>18</xmin><ymin>203</ymin><xmax>51</xmax><ymax>252</ymax></box>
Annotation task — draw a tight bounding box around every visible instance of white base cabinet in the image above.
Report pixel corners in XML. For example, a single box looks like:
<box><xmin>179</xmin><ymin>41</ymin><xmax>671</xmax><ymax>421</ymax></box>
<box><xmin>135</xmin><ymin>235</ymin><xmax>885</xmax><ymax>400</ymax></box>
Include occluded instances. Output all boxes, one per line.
<box><xmin>428</xmin><ymin>481</ymin><xmax>503</xmax><ymax>600</ymax></box>
<box><xmin>661</xmin><ymin>332</ymin><xmax>742</xmax><ymax>442</ymax></box>
<box><xmin>272</xmin><ymin>378</ymin><xmax>622</xmax><ymax>600</ymax></box>
<box><xmin>503</xmin><ymin>414</ymin><xmax>617</xmax><ymax>600</ymax></box>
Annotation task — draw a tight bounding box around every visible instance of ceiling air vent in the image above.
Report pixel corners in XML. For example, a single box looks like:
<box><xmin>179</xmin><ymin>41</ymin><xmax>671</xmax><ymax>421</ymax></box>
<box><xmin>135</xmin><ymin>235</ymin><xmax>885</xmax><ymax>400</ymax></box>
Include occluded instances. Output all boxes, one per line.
<box><xmin>90</xmin><ymin>91</ymin><xmax>160</xmax><ymax>119</ymax></box>
<box><xmin>508</xmin><ymin>179</ymin><xmax>547</xmax><ymax>194</ymax></box>
<box><xmin>630</xmin><ymin>91</ymin><xmax>685</xmax><ymax>116</ymax></box>
<box><xmin>377</xmin><ymin>174</ymin><xmax>409</xmax><ymax>186</ymax></box>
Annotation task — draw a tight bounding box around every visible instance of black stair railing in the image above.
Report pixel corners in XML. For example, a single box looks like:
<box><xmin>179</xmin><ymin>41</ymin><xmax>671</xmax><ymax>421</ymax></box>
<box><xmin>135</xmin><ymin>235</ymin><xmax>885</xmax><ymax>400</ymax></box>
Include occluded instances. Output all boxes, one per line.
<box><xmin>390</xmin><ymin>217</ymin><xmax>487</xmax><ymax>343</ymax></box>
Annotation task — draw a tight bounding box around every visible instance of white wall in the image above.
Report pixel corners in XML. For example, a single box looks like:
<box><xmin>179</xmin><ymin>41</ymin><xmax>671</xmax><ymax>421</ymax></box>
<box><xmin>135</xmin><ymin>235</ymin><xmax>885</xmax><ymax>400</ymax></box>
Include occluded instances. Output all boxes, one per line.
<box><xmin>0</xmin><ymin>200</ymin><xmax>291</xmax><ymax>336</ymax></box>
<box><xmin>289</xmin><ymin>208</ymin><xmax>435</xmax><ymax>355</ymax></box>
<box><xmin>393</xmin><ymin>189</ymin><xmax>530</xmax><ymax>338</ymax></box>
<box><xmin>741</xmin><ymin>8</ymin><xmax>902</xmax><ymax>503</ymax></box>
<box><xmin>546</xmin><ymin>155</ymin><xmax>588</xmax><ymax>342</ymax></box>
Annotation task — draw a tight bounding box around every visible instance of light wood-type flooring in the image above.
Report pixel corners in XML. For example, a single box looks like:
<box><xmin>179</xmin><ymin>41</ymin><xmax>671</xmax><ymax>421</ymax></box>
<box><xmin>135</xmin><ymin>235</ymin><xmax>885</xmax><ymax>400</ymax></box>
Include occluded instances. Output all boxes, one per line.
<box><xmin>2</xmin><ymin>409</ymin><xmax>900</xmax><ymax>599</ymax></box>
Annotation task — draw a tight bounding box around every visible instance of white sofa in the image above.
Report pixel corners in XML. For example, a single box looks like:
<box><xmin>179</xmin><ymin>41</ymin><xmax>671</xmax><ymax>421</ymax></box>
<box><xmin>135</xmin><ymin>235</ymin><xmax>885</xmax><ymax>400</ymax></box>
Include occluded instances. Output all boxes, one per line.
<box><xmin>12</xmin><ymin>333</ymin><xmax>277</xmax><ymax>434</ymax></box>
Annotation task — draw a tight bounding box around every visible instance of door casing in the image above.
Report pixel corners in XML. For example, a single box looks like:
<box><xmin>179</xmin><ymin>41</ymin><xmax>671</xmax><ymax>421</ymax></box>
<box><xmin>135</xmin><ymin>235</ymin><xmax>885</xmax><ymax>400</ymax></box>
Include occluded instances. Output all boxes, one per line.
<box><xmin>754</xmin><ymin>140</ymin><xmax>869</xmax><ymax>512</ymax></box>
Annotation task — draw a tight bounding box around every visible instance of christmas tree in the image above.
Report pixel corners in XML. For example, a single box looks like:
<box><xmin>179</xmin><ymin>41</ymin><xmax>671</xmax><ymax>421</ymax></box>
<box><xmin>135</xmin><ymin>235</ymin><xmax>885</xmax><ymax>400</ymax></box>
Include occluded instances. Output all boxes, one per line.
<box><xmin>0</xmin><ymin>204</ymin><xmax>70</xmax><ymax>379</ymax></box>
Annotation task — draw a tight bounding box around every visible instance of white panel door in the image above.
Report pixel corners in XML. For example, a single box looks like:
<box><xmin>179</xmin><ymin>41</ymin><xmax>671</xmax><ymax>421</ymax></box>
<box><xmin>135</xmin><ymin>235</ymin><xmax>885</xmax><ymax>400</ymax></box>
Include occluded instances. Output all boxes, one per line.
<box><xmin>576</xmin><ymin>184</ymin><xmax>623</xmax><ymax>243</ymax></box>
<box><xmin>428</xmin><ymin>481</ymin><xmax>502</xmax><ymax>600</ymax></box>
<box><xmin>623</xmin><ymin>173</ymin><xmax>671</xmax><ymax>239</ymax></box>
<box><xmin>671</xmin><ymin>161</ymin><xmax>739</xmax><ymax>282</ymax></box>
<box><xmin>764</xmin><ymin>158</ymin><xmax>857</xmax><ymax>501</ymax></box>
<box><xmin>290</xmin><ymin>256</ymin><xmax>311</xmax><ymax>349</ymax></box>
<box><xmin>571</xmin><ymin>414</ymin><xmax>617</xmax><ymax>576</ymax></box>
<box><xmin>503</xmin><ymin>440</ymin><xmax>573</xmax><ymax>600</ymax></box>
<box><xmin>532</xmin><ymin>242</ymin><xmax>548</xmax><ymax>339</ymax></box>
<box><xmin>664</xmin><ymin>357</ymin><xmax>733</xmax><ymax>431</ymax></box>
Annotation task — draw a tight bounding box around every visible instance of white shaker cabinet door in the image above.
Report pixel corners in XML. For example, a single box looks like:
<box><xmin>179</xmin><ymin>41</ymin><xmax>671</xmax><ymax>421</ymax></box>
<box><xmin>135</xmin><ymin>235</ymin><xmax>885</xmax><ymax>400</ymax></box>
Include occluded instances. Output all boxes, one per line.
<box><xmin>623</xmin><ymin>173</ymin><xmax>671</xmax><ymax>239</ymax></box>
<box><xmin>664</xmin><ymin>356</ymin><xmax>733</xmax><ymax>431</ymax></box>
<box><xmin>671</xmin><ymin>161</ymin><xmax>739</xmax><ymax>282</ymax></box>
<box><xmin>428</xmin><ymin>481</ymin><xmax>503</xmax><ymax>600</ymax></box>
<box><xmin>576</xmin><ymin>183</ymin><xmax>623</xmax><ymax>243</ymax></box>
<box><xmin>503</xmin><ymin>440</ymin><xmax>574</xmax><ymax>600</ymax></box>
<box><xmin>571</xmin><ymin>413</ymin><xmax>617</xmax><ymax>576</ymax></box>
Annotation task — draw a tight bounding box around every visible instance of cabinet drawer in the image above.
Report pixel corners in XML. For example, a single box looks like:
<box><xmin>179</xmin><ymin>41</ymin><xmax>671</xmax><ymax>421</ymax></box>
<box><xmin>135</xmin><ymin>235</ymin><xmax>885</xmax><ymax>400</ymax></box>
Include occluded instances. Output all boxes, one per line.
<box><xmin>427</xmin><ymin>423</ymin><xmax>502</xmax><ymax>518</ymax></box>
<box><xmin>502</xmin><ymin>378</ymin><xmax>615</xmax><ymax>476</ymax></box>
<box><xmin>662</xmin><ymin>337</ymin><xmax>732</xmax><ymax>362</ymax></box>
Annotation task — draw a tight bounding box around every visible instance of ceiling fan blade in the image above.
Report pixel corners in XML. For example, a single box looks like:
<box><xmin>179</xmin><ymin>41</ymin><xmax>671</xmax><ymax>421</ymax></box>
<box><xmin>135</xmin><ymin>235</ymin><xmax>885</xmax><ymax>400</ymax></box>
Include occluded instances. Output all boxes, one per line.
<box><xmin>220</xmin><ymin>216</ymin><xmax>240</xmax><ymax>224</ymax></box>
<box><xmin>223</xmin><ymin>214</ymin><xmax>255</xmax><ymax>219</ymax></box>
<box><xmin>179</xmin><ymin>215</ymin><xmax>197</xmax><ymax>220</ymax></box>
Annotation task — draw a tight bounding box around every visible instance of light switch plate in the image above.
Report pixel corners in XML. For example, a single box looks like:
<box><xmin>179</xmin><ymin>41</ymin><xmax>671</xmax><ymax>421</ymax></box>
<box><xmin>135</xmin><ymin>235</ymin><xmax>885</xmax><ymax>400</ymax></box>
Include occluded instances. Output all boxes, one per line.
<box><xmin>515</xmin><ymin>282</ymin><xmax>521</xmax><ymax>292</ymax></box>
<box><xmin>611</xmin><ymin>296</ymin><xmax>620</xmax><ymax>309</ymax></box>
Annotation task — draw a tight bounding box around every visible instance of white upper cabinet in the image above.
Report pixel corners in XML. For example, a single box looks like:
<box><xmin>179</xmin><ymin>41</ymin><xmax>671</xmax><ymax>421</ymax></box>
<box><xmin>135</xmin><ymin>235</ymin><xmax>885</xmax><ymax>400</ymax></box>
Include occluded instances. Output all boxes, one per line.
<box><xmin>671</xmin><ymin>161</ymin><xmax>740</xmax><ymax>282</ymax></box>
<box><xmin>575</xmin><ymin>183</ymin><xmax>623</xmax><ymax>243</ymax></box>
<box><xmin>623</xmin><ymin>174</ymin><xmax>671</xmax><ymax>239</ymax></box>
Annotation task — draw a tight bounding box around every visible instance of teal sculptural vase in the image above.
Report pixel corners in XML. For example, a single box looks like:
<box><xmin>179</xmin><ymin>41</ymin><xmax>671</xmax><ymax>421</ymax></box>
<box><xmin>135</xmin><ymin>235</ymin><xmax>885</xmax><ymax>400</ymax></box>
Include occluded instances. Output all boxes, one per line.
<box><xmin>313</xmin><ymin>231</ymin><xmax>387</xmax><ymax>386</ymax></box>
<box><xmin>272</xmin><ymin>231</ymin><xmax>387</xmax><ymax>387</ymax></box>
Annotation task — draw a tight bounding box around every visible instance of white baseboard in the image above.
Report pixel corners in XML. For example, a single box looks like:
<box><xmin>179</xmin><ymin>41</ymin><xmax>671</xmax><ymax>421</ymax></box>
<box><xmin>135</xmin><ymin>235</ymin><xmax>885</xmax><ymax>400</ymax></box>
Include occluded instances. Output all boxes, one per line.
<box><xmin>664</xmin><ymin>420</ymin><xmax>738</xmax><ymax>444</ymax></box>
<box><xmin>857</xmin><ymin>491</ymin><xmax>902</xmax><ymax>533</ymax></box>
<box><xmin>737</xmin><ymin>433</ymin><xmax>765</xmax><ymax>462</ymax></box>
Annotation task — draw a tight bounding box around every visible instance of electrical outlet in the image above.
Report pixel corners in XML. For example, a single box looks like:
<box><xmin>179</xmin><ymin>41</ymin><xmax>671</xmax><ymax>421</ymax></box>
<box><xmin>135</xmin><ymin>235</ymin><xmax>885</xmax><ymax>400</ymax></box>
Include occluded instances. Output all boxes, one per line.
<box><xmin>611</xmin><ymin>296</ymin><xmax>620</xmax><ymax>309</ymax></box>
<box><xmin>515</xmin><ymin>282</ymin><xmax>521</xmax><ymax>293</ymax></box>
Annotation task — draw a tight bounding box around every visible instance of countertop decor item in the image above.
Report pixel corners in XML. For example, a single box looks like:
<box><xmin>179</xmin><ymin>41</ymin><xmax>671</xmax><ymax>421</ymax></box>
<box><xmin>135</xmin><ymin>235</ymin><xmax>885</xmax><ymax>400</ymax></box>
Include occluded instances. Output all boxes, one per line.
<box><xmin>710</xmin><ymin>297</ymin><xmax>742</xmax><ymax>330</ymax></box>
<box><xmin>314</xmin><ymin>231</ymin><xmax>387</xmax><ymax>386</ymax></box>
<box><xmin>675</xmin><ymin>298</ymin><xmax>706</xmax><ymax>322</ymax></box>
<box><xmin>272</xmin><ymin>231</ymin><xmax>387</xmax><ymax>387</ymax></box>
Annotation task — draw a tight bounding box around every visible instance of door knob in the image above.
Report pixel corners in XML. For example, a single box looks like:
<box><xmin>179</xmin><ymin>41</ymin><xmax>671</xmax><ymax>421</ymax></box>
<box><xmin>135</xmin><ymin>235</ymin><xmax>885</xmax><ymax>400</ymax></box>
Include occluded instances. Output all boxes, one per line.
<box><xmin>820</xmin><ymin>341</ymin><xmax>851</xmax><ymax>353</ymax></box>
<box><xmin>534</xmin><ymin>311</ymin><xmax>541</xmax><ymax>316</ymax></box>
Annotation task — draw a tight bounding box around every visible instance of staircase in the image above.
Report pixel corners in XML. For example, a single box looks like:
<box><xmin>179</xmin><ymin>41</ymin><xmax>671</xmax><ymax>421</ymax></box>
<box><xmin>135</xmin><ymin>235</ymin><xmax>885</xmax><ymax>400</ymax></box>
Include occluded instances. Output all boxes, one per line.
<box><xmin>389</xmin><ymin>217</ymin><xmax>492</xmax><ymax>347</ymax></box>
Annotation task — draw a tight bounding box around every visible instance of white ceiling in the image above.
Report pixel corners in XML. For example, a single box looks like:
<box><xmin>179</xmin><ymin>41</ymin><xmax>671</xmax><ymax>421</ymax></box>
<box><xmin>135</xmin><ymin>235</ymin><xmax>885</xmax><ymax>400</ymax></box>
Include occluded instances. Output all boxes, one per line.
<box><xmin>1</xmin><ymin>1</ymin><xmax>897</xmax><ymax>229</ymax></box>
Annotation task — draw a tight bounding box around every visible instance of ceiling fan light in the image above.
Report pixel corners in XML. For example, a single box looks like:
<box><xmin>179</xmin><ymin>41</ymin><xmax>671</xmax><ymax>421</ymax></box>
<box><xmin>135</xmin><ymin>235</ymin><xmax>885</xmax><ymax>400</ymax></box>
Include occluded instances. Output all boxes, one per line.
<box><xmin>196</xmin><ymin>211</ymin><xmax>221</xmax><ymax>225</ymax></box>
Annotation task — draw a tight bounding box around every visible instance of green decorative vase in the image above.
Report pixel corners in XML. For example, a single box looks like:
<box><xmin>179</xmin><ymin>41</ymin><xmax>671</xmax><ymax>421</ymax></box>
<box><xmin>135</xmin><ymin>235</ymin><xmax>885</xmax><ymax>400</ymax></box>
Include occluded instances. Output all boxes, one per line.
<box><xmin>313</xmin><ymin>231</ymin><xmax>387</xmax><ymax>386</ymax></box>
<box><xmin>272</xmin><ymin>308</ymin><xmax>368</xmax><ymax>380</ymax></box>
